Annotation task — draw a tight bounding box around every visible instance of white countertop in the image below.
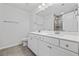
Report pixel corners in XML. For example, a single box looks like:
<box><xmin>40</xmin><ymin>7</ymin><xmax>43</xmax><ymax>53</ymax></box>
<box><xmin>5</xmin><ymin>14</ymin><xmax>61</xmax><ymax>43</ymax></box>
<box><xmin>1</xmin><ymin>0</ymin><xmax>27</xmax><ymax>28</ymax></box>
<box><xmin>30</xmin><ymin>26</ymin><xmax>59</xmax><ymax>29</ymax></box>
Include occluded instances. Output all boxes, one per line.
<box><xmin>30</xmin><ymin>31</ymin><xmax>79</xmax><ymax>43</ymax></box>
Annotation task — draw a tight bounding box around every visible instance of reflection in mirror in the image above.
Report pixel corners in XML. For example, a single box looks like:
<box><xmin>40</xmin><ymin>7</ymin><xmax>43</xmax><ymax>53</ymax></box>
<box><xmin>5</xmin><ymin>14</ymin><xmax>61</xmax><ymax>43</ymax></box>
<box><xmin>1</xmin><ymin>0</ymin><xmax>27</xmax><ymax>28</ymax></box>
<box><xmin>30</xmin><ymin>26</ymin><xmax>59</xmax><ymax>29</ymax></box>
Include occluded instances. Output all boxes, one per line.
<box><xmin>54</xmin><ymin>15</ymin><xmax>63</xmax><ymax>32</ymax></box>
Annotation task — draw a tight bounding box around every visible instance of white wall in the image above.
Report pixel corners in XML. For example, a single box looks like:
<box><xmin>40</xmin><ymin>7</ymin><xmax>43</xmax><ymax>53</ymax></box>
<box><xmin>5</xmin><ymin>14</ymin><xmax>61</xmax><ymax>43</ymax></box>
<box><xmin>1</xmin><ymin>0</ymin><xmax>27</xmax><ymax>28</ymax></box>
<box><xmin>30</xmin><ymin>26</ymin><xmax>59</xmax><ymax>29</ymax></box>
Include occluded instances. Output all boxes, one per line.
<box><xmin>29</xmin><ymin>14</ymin><xmax>54</xmax><ymax>32</ymax></box>
<box><xmin>0</xmin><ymin>4</ymin><xmax>54</xmax><ymax>49</ymax></box>
<box><xmin>43</xmin><ymin>16</ymin><xmax>54</xmax><ymax>31</ymax></box>
<box><xmin>29</xmin><ymin>14</ymin><xmax>44</xmax><ymax>32</ymax></box>
<box><xmin>0</xmin><ymin>4</ymin><xmax>30</xmax><ymax>49</ymax></box>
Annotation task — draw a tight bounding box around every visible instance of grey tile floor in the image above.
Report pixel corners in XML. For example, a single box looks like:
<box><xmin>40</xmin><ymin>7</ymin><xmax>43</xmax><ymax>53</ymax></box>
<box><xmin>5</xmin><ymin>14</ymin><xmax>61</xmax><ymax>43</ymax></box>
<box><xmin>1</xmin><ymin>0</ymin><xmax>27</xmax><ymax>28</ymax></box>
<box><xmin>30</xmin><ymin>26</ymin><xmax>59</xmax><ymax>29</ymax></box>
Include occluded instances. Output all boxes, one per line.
<box><xmin>0</xmin><ymin>45</ymin><xmax>35</xmax><ymax>56</ymax></box>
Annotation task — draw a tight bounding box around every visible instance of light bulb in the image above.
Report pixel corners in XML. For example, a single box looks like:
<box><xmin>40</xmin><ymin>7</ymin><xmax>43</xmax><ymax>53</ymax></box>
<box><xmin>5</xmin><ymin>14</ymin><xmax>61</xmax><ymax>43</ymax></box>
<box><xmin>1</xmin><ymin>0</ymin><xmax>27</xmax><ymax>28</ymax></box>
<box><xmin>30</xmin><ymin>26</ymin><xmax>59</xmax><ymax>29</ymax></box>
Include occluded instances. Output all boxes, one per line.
<box><xmin>42</xmin><ymin>3</ymin><xmax>46</xmax><ymax>6</ymax></box>
<box><xmin>38</xmin><ymin>5</ymin><xmax>42</xmax><ymax>8</ymax></box>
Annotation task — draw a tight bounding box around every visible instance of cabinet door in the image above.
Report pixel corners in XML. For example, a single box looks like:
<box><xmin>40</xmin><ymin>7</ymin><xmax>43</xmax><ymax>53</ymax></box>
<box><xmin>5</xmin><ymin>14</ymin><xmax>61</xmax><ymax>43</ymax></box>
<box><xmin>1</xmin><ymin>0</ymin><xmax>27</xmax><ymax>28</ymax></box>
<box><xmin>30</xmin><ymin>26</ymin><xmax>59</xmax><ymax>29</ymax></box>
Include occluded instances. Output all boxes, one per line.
<box><xmin>28</xmin><ymin>34</ymin><xmax>39</xmax><ymax>55</ymax></box>
<box><xmin>50</xmin><ymin>45</ymin><xmax>78</xmax><ymax>56</ymax></box>
<box><xmin>28</xmin><ymin>35</ymin><xmax>33</xmax><ymax>51</ymax></box>
<box><xmin>32</xmin><ymin>36</ymin><xmax>39</xmax><ymax>55</ymax></box>
<box><xmin>38</xmin><ymin>40</ymin><xmax>50</xmax><ymax>56</ymax></box>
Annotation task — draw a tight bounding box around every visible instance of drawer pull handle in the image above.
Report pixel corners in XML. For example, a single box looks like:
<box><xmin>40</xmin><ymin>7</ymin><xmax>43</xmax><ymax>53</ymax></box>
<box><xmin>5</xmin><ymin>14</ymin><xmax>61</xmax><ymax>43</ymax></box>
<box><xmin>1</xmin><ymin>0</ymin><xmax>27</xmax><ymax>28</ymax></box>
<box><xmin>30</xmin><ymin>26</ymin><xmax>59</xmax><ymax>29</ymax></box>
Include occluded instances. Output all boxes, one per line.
<box><xmin>47</xmin><ymin>46</ymin><xmax>52</xmax><ymax>49</ymax></box>
<box><xmin>31</xmin><ymin>38</ymin><xmax>32</xmax><ymax>40</ymax></box>
<box><xmin>66</xmin><ymin>44</ymin><xmax>69</xmax><ymax>47</ymax></box>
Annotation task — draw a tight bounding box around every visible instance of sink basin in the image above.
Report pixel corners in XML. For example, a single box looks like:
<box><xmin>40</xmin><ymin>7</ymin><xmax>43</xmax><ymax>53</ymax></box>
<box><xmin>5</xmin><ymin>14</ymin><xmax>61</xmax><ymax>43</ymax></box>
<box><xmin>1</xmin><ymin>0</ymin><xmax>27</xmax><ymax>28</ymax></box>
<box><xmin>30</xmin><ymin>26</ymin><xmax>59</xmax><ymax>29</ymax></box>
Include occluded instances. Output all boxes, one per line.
<box><xmin>48</xmin><ymin>33</ymin><xmax>64</xmax><ymax>36</ymax></box>
<box><xmin>36</xmin><ymin>31</ymin><xmax>64</xmax><ymax>36</ymax></box>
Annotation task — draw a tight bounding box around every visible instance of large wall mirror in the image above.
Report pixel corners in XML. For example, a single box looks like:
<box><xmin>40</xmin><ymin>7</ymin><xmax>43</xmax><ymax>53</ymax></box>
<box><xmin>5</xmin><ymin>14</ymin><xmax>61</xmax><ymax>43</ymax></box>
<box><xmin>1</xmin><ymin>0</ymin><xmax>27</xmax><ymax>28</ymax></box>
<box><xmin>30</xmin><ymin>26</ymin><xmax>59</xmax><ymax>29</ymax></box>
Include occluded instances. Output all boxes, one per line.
<box><xmin>62</xmin><ymin>10</ymin><xmax>78</xmax><ymax>32</ymax></box>
<box><xmin>54</xmin><ymin>3</ymin><xmax>78</xmax><ymax>32</ymax></box>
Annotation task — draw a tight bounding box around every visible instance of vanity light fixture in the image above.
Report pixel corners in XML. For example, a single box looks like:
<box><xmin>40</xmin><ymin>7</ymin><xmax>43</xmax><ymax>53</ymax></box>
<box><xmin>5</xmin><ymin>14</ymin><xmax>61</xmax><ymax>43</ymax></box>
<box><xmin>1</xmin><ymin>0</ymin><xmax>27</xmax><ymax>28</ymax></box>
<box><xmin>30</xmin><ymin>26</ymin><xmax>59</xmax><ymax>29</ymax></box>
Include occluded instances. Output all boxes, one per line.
<box><xmin>42</xmin><ymin>3</ymin><xmax>46</xmax><ymax>6</ymax></box>
<box><xmin>38</xmin><ymin>3</ymin><xmax>46</xmax><ymax>8</ymax></box>
<box><xmin>61</xmin><ymin>3</ymin><xmax>64</xmax><ymax>6</ymax></box>
<box><xmin>36</xmin><ymin>3</ymin><xmax>54</xmax><ymax>14</ymax></box>
<box><xmin>38</xmin><ymin>5</ymin><xmax>42</xmax><ymax>8</ymax></box>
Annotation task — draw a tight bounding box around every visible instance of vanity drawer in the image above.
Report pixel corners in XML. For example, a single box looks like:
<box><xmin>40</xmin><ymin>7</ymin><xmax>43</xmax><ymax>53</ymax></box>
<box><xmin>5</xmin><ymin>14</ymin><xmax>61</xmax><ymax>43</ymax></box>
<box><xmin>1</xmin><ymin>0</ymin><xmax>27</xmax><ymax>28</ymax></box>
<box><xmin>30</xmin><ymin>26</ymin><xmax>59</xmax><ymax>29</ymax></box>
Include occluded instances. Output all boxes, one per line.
<box><xmin>43</xmin><ymin>36</ymin><xmax>59</xmax><ymax>46</ymax></box>
<box><xmin>31</xmin><ymin>34</ymin><xmax>39</xmax><ymax>38</ymax></box>
<box><xmin>60</xmin><ymin>40</ymin><xmax>79</xmax><ymax>53</ymax></box>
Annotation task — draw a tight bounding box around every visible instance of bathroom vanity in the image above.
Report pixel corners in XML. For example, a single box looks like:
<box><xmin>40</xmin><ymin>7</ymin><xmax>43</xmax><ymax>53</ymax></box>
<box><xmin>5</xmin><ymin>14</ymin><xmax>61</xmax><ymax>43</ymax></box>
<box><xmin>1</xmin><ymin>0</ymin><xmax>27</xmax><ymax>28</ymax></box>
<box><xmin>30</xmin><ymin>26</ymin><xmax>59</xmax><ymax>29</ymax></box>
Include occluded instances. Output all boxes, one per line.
<box><xmin>28</xmin><ymin>31</ymin><xmax>79</xmax><ymax>56</ymax></box>
<box><xmin>28</xmin><ymin>4</ymin><xmax>79</xmax><ymax>56</ymax></box>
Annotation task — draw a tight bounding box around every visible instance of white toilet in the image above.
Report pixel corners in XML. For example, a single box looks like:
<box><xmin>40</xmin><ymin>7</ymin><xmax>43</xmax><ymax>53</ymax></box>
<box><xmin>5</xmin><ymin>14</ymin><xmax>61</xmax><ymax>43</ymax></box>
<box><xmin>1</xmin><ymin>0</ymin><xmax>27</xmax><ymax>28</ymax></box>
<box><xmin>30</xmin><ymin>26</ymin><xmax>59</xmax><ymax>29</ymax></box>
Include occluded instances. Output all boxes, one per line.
<box><xmin>22</xmin><ymin>37</ymin><xmax>28</xmax><ymax>46</ymax></box>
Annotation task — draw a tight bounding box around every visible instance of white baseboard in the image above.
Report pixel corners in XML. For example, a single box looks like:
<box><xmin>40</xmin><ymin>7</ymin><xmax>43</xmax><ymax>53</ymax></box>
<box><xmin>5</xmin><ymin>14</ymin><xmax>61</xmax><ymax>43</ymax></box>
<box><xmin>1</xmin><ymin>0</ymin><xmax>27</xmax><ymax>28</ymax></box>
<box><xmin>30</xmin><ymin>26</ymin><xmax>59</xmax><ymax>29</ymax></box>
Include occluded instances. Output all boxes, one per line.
<box><xmin>0</xmin><ymin>42</ymin><xmax>22</xmax><ymax>50</ymax></box>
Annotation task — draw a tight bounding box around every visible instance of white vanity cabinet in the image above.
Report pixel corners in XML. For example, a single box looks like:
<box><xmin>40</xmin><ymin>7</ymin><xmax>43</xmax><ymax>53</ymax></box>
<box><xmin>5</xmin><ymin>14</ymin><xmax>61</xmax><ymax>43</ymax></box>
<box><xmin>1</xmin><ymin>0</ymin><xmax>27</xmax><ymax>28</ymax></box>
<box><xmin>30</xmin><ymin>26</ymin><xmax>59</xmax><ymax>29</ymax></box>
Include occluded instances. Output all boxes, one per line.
<box><xmin>40</xmin><ymin>36</ymin><xmax>78</xmax><ymax>56</ymax></box>
<box><xmin>28</xmin><ymin>33</ymin><xmax>79</xmax><ymax>56</ymax></box>
<box><xmin>28</xmin><ymin>34</ymin><xmax>39</xmax><ymax>55</ymax></box>
<box><xmin>28</xmin><ymin>34</ymin><xmax>33</xmax><ymax>51</ymax></box>
<box><xmin>38</xmin><ymin>40</ymin><xmax>50</xmax><ymax>56</ymax></box>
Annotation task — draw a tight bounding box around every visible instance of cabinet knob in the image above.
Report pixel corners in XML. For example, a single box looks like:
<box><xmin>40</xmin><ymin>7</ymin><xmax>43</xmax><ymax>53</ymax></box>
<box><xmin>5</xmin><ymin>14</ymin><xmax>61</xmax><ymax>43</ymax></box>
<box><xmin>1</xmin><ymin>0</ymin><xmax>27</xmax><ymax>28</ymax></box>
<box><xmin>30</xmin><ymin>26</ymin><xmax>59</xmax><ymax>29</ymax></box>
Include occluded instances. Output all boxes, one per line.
<box><xmin>31</xmin><ymin>37</ymin><xmax>32</xmax><ymax>40</ymax></box>
<box><xmin>66</xmin><ymin>44</ymin><xmax>69</xmax><ymax>47</ymax></box>
<box><xmin>47</xmin><ymin>46</ymin><xmax>52</xmax><ymax>49</ymax></box>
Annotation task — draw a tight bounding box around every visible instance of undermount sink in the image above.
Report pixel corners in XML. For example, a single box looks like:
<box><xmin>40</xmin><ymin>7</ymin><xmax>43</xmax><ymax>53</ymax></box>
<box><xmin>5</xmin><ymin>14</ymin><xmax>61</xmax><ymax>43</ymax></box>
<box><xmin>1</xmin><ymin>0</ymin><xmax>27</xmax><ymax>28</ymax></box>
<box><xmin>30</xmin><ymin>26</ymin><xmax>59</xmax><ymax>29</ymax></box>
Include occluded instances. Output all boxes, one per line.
<box><xmin>36</xmin><ymin>31</ymin><xmax>65</xmax><ymax>36</ymax></box>
<box><xmin>48</xmin><ymin>33</ymin><xmax>64</xmax><ymax>36</ymax></box>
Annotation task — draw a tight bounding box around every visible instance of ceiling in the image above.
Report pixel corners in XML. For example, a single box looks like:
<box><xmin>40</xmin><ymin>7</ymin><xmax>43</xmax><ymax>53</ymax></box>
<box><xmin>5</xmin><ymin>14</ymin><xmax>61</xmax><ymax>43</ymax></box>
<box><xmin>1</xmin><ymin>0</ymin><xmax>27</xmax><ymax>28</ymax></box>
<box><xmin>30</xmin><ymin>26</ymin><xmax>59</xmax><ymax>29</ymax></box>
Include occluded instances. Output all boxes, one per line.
<box><xmin>0</xmin><ymin>3</ymin><xmax>78</xmax><ymax>17</ymax></box>
<box><xmin>1</xmin><ymin>3</ymin><xmax>41</xmax><ymax>13</ymax></box>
